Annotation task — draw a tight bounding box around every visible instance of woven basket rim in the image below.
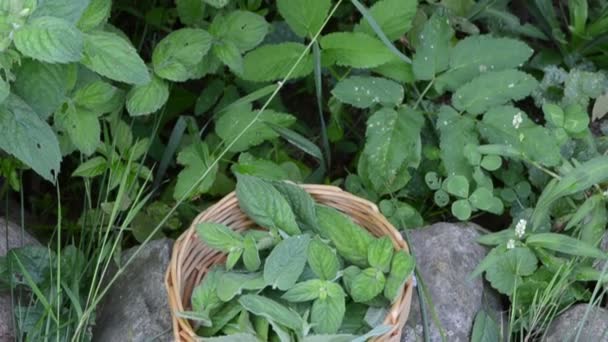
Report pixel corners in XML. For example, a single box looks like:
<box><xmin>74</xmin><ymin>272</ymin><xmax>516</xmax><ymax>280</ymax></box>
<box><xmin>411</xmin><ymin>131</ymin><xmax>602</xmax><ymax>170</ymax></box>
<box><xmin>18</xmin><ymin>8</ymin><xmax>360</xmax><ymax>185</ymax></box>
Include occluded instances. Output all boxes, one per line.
<box><xmin>165</xmin><ymin>184</ymin><xmax>414</xmax><ymax>342</ymax></box>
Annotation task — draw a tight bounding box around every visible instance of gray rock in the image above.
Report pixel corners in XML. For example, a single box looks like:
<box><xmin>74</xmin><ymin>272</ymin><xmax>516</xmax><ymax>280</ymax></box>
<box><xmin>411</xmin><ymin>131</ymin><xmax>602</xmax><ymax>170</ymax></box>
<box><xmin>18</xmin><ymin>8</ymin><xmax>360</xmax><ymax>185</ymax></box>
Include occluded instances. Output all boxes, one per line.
<box><xmin>593</xmin><ymin>232</ymin><xmax>608</xmax><ymax>272</ymax></box>
<box><xmin>93</xmin><ymin>239</ymin><xmax>174</xmax><ymax>342</ymax></box>
<box><xmin>0</xmin><ymin>218</ymin><xmax>40</xmax><ymax>342</ymax></box>
<box><xmin>402</xmin><ymin>222</ymin><xmax>504</xmax><ymax>342</ymax></box>
<box><xmin>543</xmin><ymin>304</ymin><xmax>608</xmax><ymax>341</ymax></box>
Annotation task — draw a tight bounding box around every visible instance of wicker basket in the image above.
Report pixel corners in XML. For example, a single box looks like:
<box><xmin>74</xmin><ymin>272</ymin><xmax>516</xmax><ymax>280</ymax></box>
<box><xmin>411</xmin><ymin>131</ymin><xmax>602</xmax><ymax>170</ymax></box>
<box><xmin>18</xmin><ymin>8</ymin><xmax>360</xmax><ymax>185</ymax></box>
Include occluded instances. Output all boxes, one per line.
<box><xmin>165</xmin><ymin>184</ymin><xmax>414</xmax><ymax>341</ymax></box>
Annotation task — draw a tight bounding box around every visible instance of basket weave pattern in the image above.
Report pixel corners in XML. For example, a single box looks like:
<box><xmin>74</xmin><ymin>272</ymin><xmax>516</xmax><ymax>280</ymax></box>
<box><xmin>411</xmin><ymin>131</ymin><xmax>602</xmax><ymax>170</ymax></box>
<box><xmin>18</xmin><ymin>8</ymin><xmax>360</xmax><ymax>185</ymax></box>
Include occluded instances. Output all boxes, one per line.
<box><xmin>165</xmin><ymin>184</ymin><xmax>414</xmax><ymax>341</ymax></box>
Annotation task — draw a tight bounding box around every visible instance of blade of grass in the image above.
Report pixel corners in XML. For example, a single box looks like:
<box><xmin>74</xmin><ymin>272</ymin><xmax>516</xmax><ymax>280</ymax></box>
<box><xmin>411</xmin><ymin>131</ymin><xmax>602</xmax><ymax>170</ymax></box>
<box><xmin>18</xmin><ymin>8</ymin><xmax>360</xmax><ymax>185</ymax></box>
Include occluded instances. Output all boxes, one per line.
<box><xmin>313</xmin><ymin>41</ymin><xmax>330</xmax><ymax>170</ymax></box>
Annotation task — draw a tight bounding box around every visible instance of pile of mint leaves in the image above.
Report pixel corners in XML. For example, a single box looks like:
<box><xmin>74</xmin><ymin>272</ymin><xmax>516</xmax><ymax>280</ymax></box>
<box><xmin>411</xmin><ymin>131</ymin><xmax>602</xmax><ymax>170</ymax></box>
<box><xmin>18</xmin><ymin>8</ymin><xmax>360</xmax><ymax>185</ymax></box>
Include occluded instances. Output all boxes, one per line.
<box><xmin>187</xmin><ymin>174</ymin><xmax>415</xmax><ymax>341</ymax></box>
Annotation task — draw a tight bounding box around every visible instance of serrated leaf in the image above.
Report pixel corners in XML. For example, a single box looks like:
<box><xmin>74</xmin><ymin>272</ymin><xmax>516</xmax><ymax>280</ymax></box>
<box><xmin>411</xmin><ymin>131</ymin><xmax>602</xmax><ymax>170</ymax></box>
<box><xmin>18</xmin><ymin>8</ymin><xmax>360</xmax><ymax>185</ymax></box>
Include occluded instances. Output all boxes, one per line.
<box><xmin>354</xmin><ymin>0</ymin><xmax>417</xmax><ymax>41</ymax></box>
<box><xmin>215</xmin><ymin>105</ymin><xmax>296</xmax><ymax>152</ymax></box>
<box><xmin>55</xmin><ymin>105</ymin><xmax>99</xmax><ymax>155</ymax></box>
<box><xmin>320</xmin><ymin>32</ymin><xmax>394</xmax><ymax>68</ymax></box>
<box><xmin>242</xmin><ymin>235</ymin><xmax>261</xmax><ymax>272</ymax></box>
<box><xmin>73</xmin><ymin>80</ymin><xmax>122</xmax><ymax>113</ymax></box>
<box><xmin>311</xmin><ymin>283</ymin><xmax>345</xmax><ymax>334</ymax></box>
<box><xmin>233</xmin><ymin>154</ymin><xmax>290</xmax><ymax>181</ymax></box>
<box><xmin>307</xmin><ymin>239</ymin><xmax>339</xmax><ymax>280</ymax></box>
<box><xmin>371</xmin><ymin>60</ymin><xmax>414</xmax><ymax>83</ymax></box>
<box><xmin>81</xmin><ymin>30</ymin><xmax>149</xmax><ymax>84</ymax></box>
<box><xmin>435</xmin><ymin>36</ymin><xmax>534</xmax><ymax>92</ymax></box>
<box><xmin>278</xmin><ymin>0</ymin><xmax>330</xmax><ymax>38</ymax></box>
<box><xmin>453</xmin><ymin>70</ymin><xmax>538</xmax><ymax>115</ymax></box>
<box><xmin>342</xmin><ymin>266</ymin><xmax>361</xmax><ymax>294</ymax></box>
<box><xmin>196</xmin><ymin>222</ymin><xmax>243</xmax><ymax>252</ymax></box>
<box><xmin>479</xmin><ymin>105</ymin><xmax>561</xmax><ymax>167</ymax></box>
<box><xmin>77</xmin><ymin>0</ymin><xmax>111</xmax><ymax>31</ymax></box>
<box><xmin>282</xmin><ymin>279</ymin><xmax>324</xmax><ymax>302</ymax></box>
<box><xmin>191</xmin><ymin>268</ymin><xmax>223</xmax><ymax>314</ymax></box>
<box><xmin>174</xmin><ymin>143</ymin><xmax>218</xmax><ymax>200</ymax></box>
<box><xmin>126</xmin><ymin>75</ymin><xmax>169</xmax><ymax>116</ymax></box>
<box><xmin>437</xmin><ymin>106</ymin><xmax>479</xmax><ymax>179</ymax></box>
<box><xmin>213</xmin><ymin>40</ymin><xmax>243</xmax><ymax>74</ymax></box>
<box><xmin>361</xmin><ymin>107</ymin><xmax>423</xmax><ymax>194</ymax></box>
<box><xmin>152</xmin><ymin>28</ymin><xmax>212</xmax><ymax>82</ymax></box>
<box><xmin>242</xmin><ymin>43</ymin><xmax>313</xmax><ymax>82</ymax></box>
<box><xmin>71</xmin><ymin>156</ymin><xmax>107</xmax><ymax>177</ymax></box>
<box><xmin>210</xmin><ymin>10</ymin><xmax>268</xmax><ymax>53</ymax></box>
<box><xmin>272</xmin><ymin>181</ymin><xmax>318</xmax><ymax>231</ymax></box>
<box><xmin>176</xmin><ymin>0</ymin><xmax>206</xmax><ymax>26</ymax></box>
<box><xmin>315</xmin><ymin>206</ymin><xmax>374</xmax><ymax>267</ymax></box>
<box><xmin>264</xmin><ymin>235</ymin><xmax>310</xmax><ymax>290</ymax></box>
<box><xmin>384</xmin><ymin>251</ymin><xmax>414</xmax><ymax>302</ymax></box>
<box><xmin>14</xmin><ymin>16</ymin><xmax>83</xmax><ymax>63</ymax></box>
<box><xmin>0</xmin><ymin>95</ymin><xmax>61</xmax><ymax>182</ymax></box>
<box><xmin>331</xmin><ymin>76</ymin><xmax>404</xmax><ymax>109</ymax></box>
<box><xmin>217</xmin><ymin>272</ymin><xmax>265</xmax><ymax>301</ymax></box>
<box><xmin>200</xmin><ymin>301</ymin><xmax>242</xmax><ymax>336</ymax></box>
<box><xmin>350</xmin><ymin>268</ymin><xmax>385</xmax><ymax>303</ymax></box>
<box><xmin>412</xmin><ymin>13</ymin><xmax>453</xmax><ymax>80</ymax></box>
<box><xmin>30</xmin><ymin>0</ymin><xmax>90</xmax><ymax>24</ymax></box>
<box><xmin>226</xmin><ymin>248</ymin><xmax>242</xmax><ymax>270</ymax></box>
<box><xmin>239</xmin><ymin>295</ymin><xmax>305</xmax><ymax>333</ymax></box>
<box><xmin>368</xmin><ymin>236</ymin><xmax>393</xmax><ymax>273</ymax></box>
<box><xmin>452</xmin><ymin>199</ymin><xmax>472</xmax><ymax>220</ymax></box>
<box><xmin>13</xmin><ymin>59</ymin><xmax>71</xmax><ymax>119</ymax></box>
<box><xmin>236</xmin><ymin>174</ymin><xmax>300</xmax><ymax>235</ymax></box>
<box><xmin>485</xmin><ymin>247</ymin><xmax>537</xmax><ymax>295</ymax></box>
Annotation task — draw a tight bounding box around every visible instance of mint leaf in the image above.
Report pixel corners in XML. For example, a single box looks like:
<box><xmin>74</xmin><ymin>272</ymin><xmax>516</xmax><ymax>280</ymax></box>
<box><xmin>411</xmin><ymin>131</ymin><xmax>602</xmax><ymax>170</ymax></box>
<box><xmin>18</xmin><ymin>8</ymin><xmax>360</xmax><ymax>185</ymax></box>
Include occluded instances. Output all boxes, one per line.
<box><xmin>368</xmin><ymin>236</ymin><xmax>393</xmax><ymax>273</ymax></box>
<box><xmin>384</xmin><ymin>251</ymin><xmax>415</xmax><ymax>302</ymax></box>
<box><xmin>73</xmin><ymin>80</ymin><xmax>123</xmax><ymax>114</ymax></box>
<box><xmin>311</xmin><ymin>282</ymin><xmax>346</xmax><ymax>334</ymax></box>
<box><xmin>173</xmin><ymin>143</ymin><xmax>218</xmax><ymax>200</ymax></box>
<box><xmin>14</xmin><ymin>16</ymin><xmax>83</xmax><ymax>63</ymax></box>
<box><xmin>282</xmin><ymin>279</ymin><xmax>324</xmax><ymax>302</ymax></box>
<box><xmin>152</xmin><ymin>28</ymin><xmax>213</xmax><ymax>82</ymax></box>
<box><xmin>192</xmin><ymin>267</ymin><xmax>223</xmax><ymax>314</ymax></box>
<box><xmin>272</xmin><ymin>181</ymin><xmax>318</xmax><ymax>231</ymax></box>
<box><xmin>216</xmin><ymin>272</ymin><xmax>265</xmax><ymax>301</ymax></box>
<box><xmin>350</xmin><ymin>267</ymin><xmax>385</xmax><ymax>303</ymax></box>
<box><xmin>307</xmin><ymin>239</ymin><xmax>340</xmax><ymax>280</ymax></box>
<box><xmin>78</xmin><ymin>0</ymin><xmax>111</xmax><ymax>31</ymax></box>
<box><xmin>242</xmin><ymin>235</ymin><xmax>261</xmax><ymax>272</ymax></box>
<box><xmin>126</xmin><ymin>75</ymin><xmax>170</xmax><ymax>116</ymax></box>
<box><xmin>54</xmin><ymin>104</ymin><xmax>100</xmax><ymax>155</ymax></box>
<box><xmin>196</xmin><ymin>222</ymin><xmax>243</xmax><ymax>252</ymax></box>
<box><xmin>264</xmin><ymin>235</ymin><xmax>310</xmax><ymax>290</ymax></box>
<box><xmin>30</xmin><ymin>0</ymin><xmax>89</xmax><ymax>24</ymax></box>
<box><xmin>278</xmin><ymin>0</ymin><xmax>330</xmax><ymax>38</ymax></box>
<box><xmin>210</xmin><ymin>10</ymin><xmax>269</xmax><ymax>52</ymax></box>
<box><xmin>239</xmin><ymin>294</ymin><xmax>305</xmax><ymax>333</ymax></box>
<box><xmin>71</xmin><ymin>156</ymin><xmax>107</xmax><ymax>178</ymax></box>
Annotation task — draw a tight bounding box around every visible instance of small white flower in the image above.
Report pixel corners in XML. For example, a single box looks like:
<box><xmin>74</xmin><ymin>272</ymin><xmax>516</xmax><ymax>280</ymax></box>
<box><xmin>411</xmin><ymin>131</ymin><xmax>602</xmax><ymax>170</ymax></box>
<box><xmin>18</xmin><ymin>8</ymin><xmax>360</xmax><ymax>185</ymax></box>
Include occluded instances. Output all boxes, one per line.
<box><xmin>512</xmin><ymin>112</ymin><xmax>523</xmax><ymax>129</ymax></box>
<box><xmin>507</xmin><ymin>239</ymin><xmax>516</xmax><ymax>249</ymax></box>
<box><xmin>515</xmin><ymin>219</ymin><xmax>527</xmax><ymax>239</ymax></box>
<box><xmin>603</xmin><ymin>189</ymin><xmax>608</xmax><ymax>197</ymax></box>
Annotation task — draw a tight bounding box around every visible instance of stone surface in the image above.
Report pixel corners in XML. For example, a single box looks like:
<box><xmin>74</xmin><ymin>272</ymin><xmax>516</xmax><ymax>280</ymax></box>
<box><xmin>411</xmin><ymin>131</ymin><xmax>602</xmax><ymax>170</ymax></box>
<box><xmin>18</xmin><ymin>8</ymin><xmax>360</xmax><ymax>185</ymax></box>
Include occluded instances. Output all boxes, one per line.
<box><xmin>544</xmin><ymin>304</ymin><xmax>608</xmax><ymax>341</ymax></box>
<box><xmin>93</xmin><ymin>239</ymin><xmax>174</xmax><ymax>342</ymax></box>
<box><xmin>0</xmin><ymin>218</ymin><xmax>40</xmax><ymax>342</ymax></box>
<box><xmin>402</xmin><ymin>222</ymin><xmax>504</xmax><ymax>342</ymax></box>
<box><xmin>593</xmin><ymin>231</ymin><xmax>608</xmax><ymax>271</ymax></box>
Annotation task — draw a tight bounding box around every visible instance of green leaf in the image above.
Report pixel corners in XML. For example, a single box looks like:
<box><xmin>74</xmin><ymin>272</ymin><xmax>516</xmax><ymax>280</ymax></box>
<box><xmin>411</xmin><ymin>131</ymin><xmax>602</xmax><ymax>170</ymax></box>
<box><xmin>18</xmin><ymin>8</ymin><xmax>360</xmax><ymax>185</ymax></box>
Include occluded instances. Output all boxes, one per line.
<box><xmin>14</xmin><ymin>16</ymin><xmax>83</xmax><ymax>63</ymax></box>
<box><xmin>13</xmin><ymin>59</ymin><xmax>71</xmax><ymax>119</ymax></box>
<box><xmin>30</xmin><ymin>0</ymin><xmax>90</xmax><ymax>24</ymax></box>
<box><xmin>452</xmin><ymin>70</ymin><xmax>538</xmax><ymax>115</ymax></box>
<box><xmin>192</xmin><ymin>268</ymin><xmax>223</xmax><ymax>314</ymax></box>
<box><xmin>213</xmin><ymin>40</ymin><xmax>243</xmax><ymax>74</ymax></box>
<box><xmin>239</xmin><ymin>295</ymin><xmax>305</xmax><ymax>333</ymax></box>
<box><xmin>71</xmin><ymin>156</ymin><xmax>107</xmax><ymax>177</ymax></box>
<box><xmin>264</xmin><ymin>235</ymin><xmax>310</xmax><ymax>290</ymax></box>
<box><xmin>73</xmin><ymin>80</ymin><xmax>123</xmax><ymax>113</ymax></box>
<box><xmin>236</xmin><ymin>174</ymin><xmax>300</xmax><ymax>235</ymax></box>
<box><xmin>384</xmin><ymin>251</ymin><xmax>415</xmax><ymax>302</ymax></box>
<box><xmin>350</xmin><ymin>268</ymin><xmax>385</xmax><ymax>302</ymax></box>
<box><xmin>361</xmin><ymin>107</ymin><xmax>424</xmax><ymax>194</ymax></box>
<box><xmin>0</xmin><ymin>79</ymin><xmax>7</xmax><ymax>104</ymax></box>
<box><xmin>217</xmin><ymin>272</ymin><xmax>265</xmax><ymax>301</ymax></box>
<box><xmin>412</xmin><ymin>13</ymin><xmax>453</xmax><ymax>80</ymax></box>
<box><xmin>282</xmin><ymin>279</ymin><xmax>324</xmax><ymax>302</ymax></box>
<box><xmin>226</xmin><ymin>248</ymin><xmax>243</xmax><ymax>270</ymax></box>
<box><xmin>175</xmin><ymin>310</ymin><xmax>212</xmax><ymax>326</ymax></box>
<box><xmin>77</xmin><ymin>0</ymin><xmax>111</xmax><ymax>31</ymax></box>
<box><xmin>176</xmin><ymin>0</ymin><xmax>206</xmax><ymax>26</ymax></box>
<box><xmin>320</xmin><ymin>32</ymin><xmax>394</xmax><ymax>68</ymax></box>
<box><xmin>526</xmin><ymin>233</ymin><xmax>607</xmax><ymax>259</ymax></box>
<box><xmin>445</xmin><ymin>175</ymin><xmax>469</xmax><ymax>198</ymax></box>
<box><xmin>215</xmin><ymin>105</ymin><xmax>296</xmax><ymax>152</ymax></box>
<box><xmin>242</xmin><ymin>43</ymin><xmax>313</xmax><ymax>82</ymax></box>
<box><xmin>173</xmin><ymin>143</ymin><xmax>218</xmax><ymax>200</ymax></box>
<box><xmin>210</xmin><ymin>10</ymin><xmax>268</xmax><ymax>52</ymax></box>
<box><xmin>471</xmin><ymin>310</ymin><xmax>500</xmax><ymax>342</ymax></box>
<box><xmin>233</xmin><ymin>154</ymin><xmax>290</xmax><ymax>181</ymax></box>
<box><xmin>82</xmin><ymin>30</ymin><xmax>150</xmax><ymax>84</ymax></box>
<box><xmin>485</xmin><ymin>247</ymin><xmax>537</xmax><ymax>295</ymax></box>
<box><xmin>368</xmin><ymin>236</ymin><xmax>393</xmax><ymax>273</ymax></box>
<box><xmin>342</xmin><ymin>266</ymin><xmax>361</xmax><ymax>294</ymax></box>
<box><xmin>311</xmin><ymin>283</ymin><xmax>346</xmax><ymax>334</ymax></box>
<box><xmin>55</xmin><ymin>105</ymin><xmax>99</xmax><ymax>155</ymax></box>
<box><xmin>451</xmin><ymin>199</ymin><xmax>472</xmax><ymax>220</ymax></box>
<box><xmin>196</xmin><ymin>222</ymin><xmax>243</xmax><ymax>252</ymax></box>
<box><xmin>315</xmin><ymin>205</ymin><xmax>374</xmax><ymax>267</ymax></box>
<box><xmin>479</xmin><ymin>105</ymin><xmax>561</xmax><ymax>167</ymax></box>
<box><xmin>331</xmin><ymin>76</ymin><xmax>404</xmax><ymax>109</ymax></box>
<box><xmin>563</xmin><ymin>103</ymin><xmax>589</xmax><ymax>134</ymax></box>
<box><xmin>307</xmin><ymin>239</ymin><xmax>340</xmax><ymax>280</ymax></box>
<box><xmin>542</xmin><ymin>102</ymin><xmax>564</xmax><ymax>127</ymax></box>
<box><xmin>200</xmin><ymin>301</ymin><xmax>242</xmax><ymax>336</ymax></box>
<box><xmin>353</xmin><ymin>0</ymin><xmax>417</xmax><ymax>41</ymax></box>
<box><xmin>272</xmin><ymin>181</ymin><xmax>318</xmax><ymax>231</ymax></box>
<box><xmin>433</xmin><ymin>190</ymin><xmax>450</xmax><ymax>207</ymax></box>
<box><xmin>0</xmin><ymin>95</ymin><xmax>61</xmax><ymax>182</ymax></box>
<box><xmin>435</xmin><ymin>35</ymin><xmax>534</xmax><ymax>92</ymax></box>
<box><xmin>204</xmin><ymin>0</ymin><xmax>229</xmax><ymax>8</ymax></box>
<box><xmin>277</xmin><ymin>0</ymin><xmax>330</xmax><ymax>38</ymax></box>
<box><xmin>480</xmin><ymin>155</ymin><xmax>501</xmax><ymax>171</ymax></box>
<box><xmin>437</xmin><ymin>106</ymin><xmax>479</xmax><ymax>180</ymax></box>
<box><xmin>243</xmin><ymin>235</ymin><xmax>261</xmax><ymax>272</ymax></box>
<box><xmin>303</xmin><ymin>335</ymin><xmax>356</xmax><ymax>342</ymax></box>
<box><xmin>126</xmin><ymin>75</ymin><xmax>169</xmax><ymax>116</ymax></box>
<box><xmin>152</xmin><ymin>28</ymin><xmax>212</xmax><ymax>82</ymax></box>
<box><xmin>469</xmin><ymin>187</ymin><xmax>495</xmax><ymax>211</ymax></box>
<box><xmin>371</xmin><ymin>60</ymin><xmax>414</xmax><ymax>83</ymax></box>
<box><xmin>195</xmin><ymin>79</ymin><xmax>225</xmax><ymax>115</ymax></box>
